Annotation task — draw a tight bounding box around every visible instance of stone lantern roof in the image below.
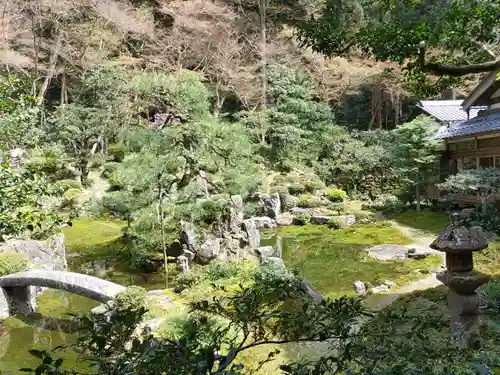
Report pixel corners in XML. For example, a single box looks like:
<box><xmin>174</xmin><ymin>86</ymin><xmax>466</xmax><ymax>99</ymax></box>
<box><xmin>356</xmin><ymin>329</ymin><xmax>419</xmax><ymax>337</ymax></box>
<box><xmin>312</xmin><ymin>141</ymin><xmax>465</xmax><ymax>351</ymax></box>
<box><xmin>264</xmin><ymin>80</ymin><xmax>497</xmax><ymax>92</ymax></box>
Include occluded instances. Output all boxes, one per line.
<box><xmin>430</xmin><ymin>213</ymin><xmax>488</xmax><ymax>253</ymax></box>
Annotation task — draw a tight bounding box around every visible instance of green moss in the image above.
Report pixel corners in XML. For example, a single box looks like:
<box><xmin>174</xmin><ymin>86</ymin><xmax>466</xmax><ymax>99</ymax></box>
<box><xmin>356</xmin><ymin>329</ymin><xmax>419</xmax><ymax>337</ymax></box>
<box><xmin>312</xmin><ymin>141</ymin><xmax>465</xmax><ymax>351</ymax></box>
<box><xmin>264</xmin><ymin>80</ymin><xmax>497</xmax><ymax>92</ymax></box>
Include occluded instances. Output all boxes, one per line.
<box><xmin>387</xmin><ymin>209</ymin><xmax>449</xmax><ymax>235</ymax></box>
<box><xmin>476</xmin><ymin>241</ymin><xmax>500</xmax><ymax>275</ymax></box>
<box><xmin>0</xmin><ymin>252</ymin><xmax>29</xmax><ymax>276</ymax></box>
<box><xmin>262</xmin><ymin>224</ymin><xmax>438</xmax><ymax>299</ymax></box>
<box><xmin>62</xmin><ymin>218</ymin><xmax>126</xmax><ymax>265</ymax></box>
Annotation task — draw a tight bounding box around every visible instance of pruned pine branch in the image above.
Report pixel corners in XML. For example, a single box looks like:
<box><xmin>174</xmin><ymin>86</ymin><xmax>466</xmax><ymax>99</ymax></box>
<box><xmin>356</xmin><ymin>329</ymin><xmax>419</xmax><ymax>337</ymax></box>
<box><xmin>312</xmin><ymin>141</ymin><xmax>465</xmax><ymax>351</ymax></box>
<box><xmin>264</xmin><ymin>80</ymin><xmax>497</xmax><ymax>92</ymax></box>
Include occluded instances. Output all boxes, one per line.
<box><xmin>418</xmin><ymin>40</ymin><xmax>500</xmax><ymax>76</ymax></box>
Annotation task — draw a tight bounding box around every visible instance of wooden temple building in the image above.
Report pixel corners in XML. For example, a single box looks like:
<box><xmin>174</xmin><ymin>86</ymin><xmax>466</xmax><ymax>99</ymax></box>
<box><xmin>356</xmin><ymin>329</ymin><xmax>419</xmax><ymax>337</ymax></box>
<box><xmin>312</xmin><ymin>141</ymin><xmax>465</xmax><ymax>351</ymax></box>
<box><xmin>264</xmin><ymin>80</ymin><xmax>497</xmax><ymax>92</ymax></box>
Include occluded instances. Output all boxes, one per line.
<box><xmin>428</xmin><ymin>71</ymin><xmax>500</xmax><ymax>204</ymax></box>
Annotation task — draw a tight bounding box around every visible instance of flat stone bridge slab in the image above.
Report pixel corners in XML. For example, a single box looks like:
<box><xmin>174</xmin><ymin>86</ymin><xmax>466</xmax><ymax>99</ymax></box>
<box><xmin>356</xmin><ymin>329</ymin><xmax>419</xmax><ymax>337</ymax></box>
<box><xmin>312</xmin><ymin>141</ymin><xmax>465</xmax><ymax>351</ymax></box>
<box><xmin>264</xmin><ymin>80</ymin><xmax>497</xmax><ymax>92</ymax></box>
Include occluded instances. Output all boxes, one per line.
<box><xmin>0</xmin><ymin>270</ymin><xmax>126</xmax><ymax>318</ymax></box>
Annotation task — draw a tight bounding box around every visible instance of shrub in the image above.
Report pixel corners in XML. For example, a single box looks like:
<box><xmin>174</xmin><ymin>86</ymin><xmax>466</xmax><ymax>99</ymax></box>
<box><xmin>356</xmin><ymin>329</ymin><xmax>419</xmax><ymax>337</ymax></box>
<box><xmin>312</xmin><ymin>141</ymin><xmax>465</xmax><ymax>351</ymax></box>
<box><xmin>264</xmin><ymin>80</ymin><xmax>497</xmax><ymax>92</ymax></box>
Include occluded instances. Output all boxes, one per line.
<box><xmin>478</xmin><ymin>279</ymin><xmax>500</xmax><ymax>311</ymax></box>
<box><xmin>326</xmin><ymin>188</ymin><xmax>348</xmax><ymax>203</ymax></box>
<box><xmin>60</xmin><ymin>188</ymin><xmax>81</xmax><ymax>209</ymax></box>
<box><xmin>199</xmin><ymin>199</ymin><xmax>226</xmax><ymax>224</ymax></box>
<box><xmin>174</xmin><ymin>261</ymin><xmax>256</xmax><ymax>292</ymax></box>
<box><xmin>243</xmin><ymin>200</ymin><xmax>261</xmax><ymax>217</ymax></box>
<box><xmin>112</xmin><ymin>285</ymin><xmax>148</xmax><ymax>314</ymax></box>
<box><xmin>272</xmin><ymin>175</ymin><xmax>286</xmax><ymax>185</ymax></box>
<box><xmin>362</xmin><ymin>194</ymin><xmax>404</xmax><ymax>213</ymax></box>
<box><xmin>0</xmin><ymin>252</ymin><xmax>29</xmax><ymax>276</ymax></box>
<box><xmin>327</xmin><ymin>218</ymin><xmax>344</xmax><ymax>230</ymax></box>
<box><xmin>254</xmin><ymin>262</ymin><xmax>300</xmax><ymax>289</ymax></box>
<box><xmin>102</xmin><ymin>162</ymin><xmax>120</xmax><ymax>179</ymax></box>
<box><xmin>281</xmin><ymin>194</ymin><xmax>298</xmax><ymax>211</ymax></box>
<box><xmin>328</xmin><ymin>203</ymin><xmax>345</xmax><ymax>215</ymax></box>
<box><xmin>297</xmin><ymin>195</ymin><xmax>321</xmax><ymax>208</ymax></box>
<box><xmin>288</xmin><ymin>183</ymin><xmax>306</xmax><ymax>195</ymax></box>
<box><xmin>108</xmin><ymin>143</ymin><xmax>126</xmax><ymax>162</ymax></box>
<box><xmin>292</xmin><ymin>213</ymin><xmax>310</xmax><ymax>225</ymax></box>
<box><xmin>304</xmin><ymin>180</ymin><xmax>325</xmax><ymax>193</ymax></box>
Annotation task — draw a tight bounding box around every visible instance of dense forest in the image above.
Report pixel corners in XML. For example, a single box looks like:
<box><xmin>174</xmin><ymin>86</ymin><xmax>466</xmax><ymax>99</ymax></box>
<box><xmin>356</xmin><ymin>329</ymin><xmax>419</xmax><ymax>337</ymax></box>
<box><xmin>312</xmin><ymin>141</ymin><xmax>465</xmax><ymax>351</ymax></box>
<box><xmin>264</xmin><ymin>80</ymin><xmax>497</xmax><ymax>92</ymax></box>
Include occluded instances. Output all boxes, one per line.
<box><xmin>2</xmin><ymin>0</ymin><xmax>500</xmax><ymax>374</ymax></box>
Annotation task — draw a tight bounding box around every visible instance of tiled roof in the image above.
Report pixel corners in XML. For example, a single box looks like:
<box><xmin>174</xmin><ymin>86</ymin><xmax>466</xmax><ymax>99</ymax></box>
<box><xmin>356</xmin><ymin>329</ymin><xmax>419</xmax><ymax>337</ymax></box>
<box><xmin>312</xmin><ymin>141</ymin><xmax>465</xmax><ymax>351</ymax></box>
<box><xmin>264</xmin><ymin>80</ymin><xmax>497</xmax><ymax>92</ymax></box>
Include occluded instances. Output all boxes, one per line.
<box><xmin>435</xmin><ymin>110</ymin><xmax>500</xmax><ymax>140</ymax></box>
<box><xmin>418</xmin><ymin>100</ymin><xmax>486</xmax><ymax>122</ymax></box>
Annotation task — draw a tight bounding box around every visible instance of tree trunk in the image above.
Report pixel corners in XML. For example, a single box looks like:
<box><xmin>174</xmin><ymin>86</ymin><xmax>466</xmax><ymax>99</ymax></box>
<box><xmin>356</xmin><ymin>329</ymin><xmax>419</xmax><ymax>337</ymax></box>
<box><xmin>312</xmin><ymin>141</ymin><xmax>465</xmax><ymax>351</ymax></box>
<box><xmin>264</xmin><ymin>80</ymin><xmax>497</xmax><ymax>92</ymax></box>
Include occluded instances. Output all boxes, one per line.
<box><xmin>79</xmin><ymin>161</ymin><xmax>89</xmax><ymax>187</ymax></box>
<box><xmin>37</xmin><ymin>33</ymin><xmax>62</xmax><ymax>105</ymax></box>
<box><xmin>259</xmin><ymin>0</ymin><xmax>268</xmax><ymax>145</ymax></box>
<box><xmin>158</xmin><ymin>185</ymin><xmax>168</xmax><ymax>289</ymax></box>
<box><xmin>416</xmin><ymin>180</ymin><xmax>421</xmax><ymax>212</ymax></box>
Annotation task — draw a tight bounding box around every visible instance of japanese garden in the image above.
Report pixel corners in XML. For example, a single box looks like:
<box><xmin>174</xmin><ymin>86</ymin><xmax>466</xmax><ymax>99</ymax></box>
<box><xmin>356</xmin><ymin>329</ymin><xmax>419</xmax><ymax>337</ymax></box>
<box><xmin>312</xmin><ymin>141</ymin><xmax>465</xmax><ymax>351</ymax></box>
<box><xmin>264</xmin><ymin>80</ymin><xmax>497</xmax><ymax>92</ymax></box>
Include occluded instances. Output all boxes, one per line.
<box><xmin>3</xmin><ymin>1</ymin><xmax>500</xmax><ymax>374</ymax></box>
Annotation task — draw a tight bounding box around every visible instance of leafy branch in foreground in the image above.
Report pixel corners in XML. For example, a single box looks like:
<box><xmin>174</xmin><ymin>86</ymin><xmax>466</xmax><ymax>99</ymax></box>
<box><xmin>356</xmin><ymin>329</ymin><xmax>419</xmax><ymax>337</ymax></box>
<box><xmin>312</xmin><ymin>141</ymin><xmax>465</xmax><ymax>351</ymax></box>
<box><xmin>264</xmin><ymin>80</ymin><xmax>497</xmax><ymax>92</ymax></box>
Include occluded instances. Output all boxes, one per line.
<box><xmin>21</xmin><ymin>265</ymin><xmax>500</xmax><ymax>375</ymax></box>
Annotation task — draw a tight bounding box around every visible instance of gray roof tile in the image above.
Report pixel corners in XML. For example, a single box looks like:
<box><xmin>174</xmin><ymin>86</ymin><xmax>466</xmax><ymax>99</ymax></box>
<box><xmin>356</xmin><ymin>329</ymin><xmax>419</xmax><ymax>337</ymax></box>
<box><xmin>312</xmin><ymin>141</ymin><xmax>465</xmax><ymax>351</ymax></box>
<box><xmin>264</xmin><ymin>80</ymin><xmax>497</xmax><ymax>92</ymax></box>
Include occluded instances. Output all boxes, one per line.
<box><xmin>418</xmin><ymin>100</ymin><xmax>486</xmax><ymax>122</ymax></box>
<box><xmin>435</xmin><ymin>110</ymin><xmax>500</xmax><ymax>140</ymax></box>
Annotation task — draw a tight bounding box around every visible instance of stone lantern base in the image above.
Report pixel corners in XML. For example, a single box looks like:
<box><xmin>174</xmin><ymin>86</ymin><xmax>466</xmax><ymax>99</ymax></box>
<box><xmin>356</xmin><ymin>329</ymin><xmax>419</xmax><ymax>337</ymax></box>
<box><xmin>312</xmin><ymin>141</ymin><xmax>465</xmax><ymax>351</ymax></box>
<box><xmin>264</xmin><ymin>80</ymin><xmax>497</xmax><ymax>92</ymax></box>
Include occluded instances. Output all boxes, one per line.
<box><xmin>437</xmin><ymin>270</ymin><xmax>489</xmax><ymax>348</ymax></box>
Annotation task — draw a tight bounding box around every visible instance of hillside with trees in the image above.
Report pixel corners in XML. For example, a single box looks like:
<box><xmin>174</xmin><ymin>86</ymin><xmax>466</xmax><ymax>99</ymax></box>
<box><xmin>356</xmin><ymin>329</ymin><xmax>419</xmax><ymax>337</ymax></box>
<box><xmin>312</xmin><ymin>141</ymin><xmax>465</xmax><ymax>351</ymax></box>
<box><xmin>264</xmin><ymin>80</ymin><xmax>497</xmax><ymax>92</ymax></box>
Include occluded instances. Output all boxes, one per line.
<box><xmin>2</xmin><ymin>0</ymin><xmax>500</xmax><ymax>374</ymax></box>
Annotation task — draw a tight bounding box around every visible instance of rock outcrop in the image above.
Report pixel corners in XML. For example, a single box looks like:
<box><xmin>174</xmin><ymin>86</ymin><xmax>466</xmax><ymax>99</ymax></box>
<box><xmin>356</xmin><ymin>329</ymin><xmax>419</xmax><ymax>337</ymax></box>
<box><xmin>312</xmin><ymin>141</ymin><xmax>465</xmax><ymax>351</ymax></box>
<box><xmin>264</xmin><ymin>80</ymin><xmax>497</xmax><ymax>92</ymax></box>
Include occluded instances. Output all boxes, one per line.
<box><xmin>0</xmin><ymin>234</ymin><xmax>68</xmax><ymax>272</ymax></box>
<box><xmin>261</xmin><ymin>192</ymin><xmax>281</xmax><ymax>219</ymax></box>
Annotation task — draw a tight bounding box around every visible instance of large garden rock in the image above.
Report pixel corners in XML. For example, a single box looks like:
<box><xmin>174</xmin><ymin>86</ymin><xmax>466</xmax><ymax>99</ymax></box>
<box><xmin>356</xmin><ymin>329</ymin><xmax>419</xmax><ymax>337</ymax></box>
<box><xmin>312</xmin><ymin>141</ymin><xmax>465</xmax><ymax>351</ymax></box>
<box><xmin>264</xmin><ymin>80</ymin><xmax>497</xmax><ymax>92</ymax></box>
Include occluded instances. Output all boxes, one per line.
<box><xmin>229</xmin><ymin>195</ymin><xmax>244</xmax><ymax>233</ymax></box>
<box><xmin>0</xmin><ymin>289</ymin><xmax>9</xmax><ymax>319</ymax></box>
<box><xmin>180</xmin><ymin>221</ymin><xmax>197</xmax><ymax>252</ymax></box>
<box><xmin>0</xmin><ymin>234</ymin><xmax>67</xmax><ymax>272</ymax></box>
<box><xmin>255</xmin><ymin>246</ymin><xmax>275</xmax><ymax>258</ymax></box>
<box><xmin>311</xmin><ymin>215</ymin><xmax>332</xmax><ymax>225</ymax></box>
<box><xmin>331</xmin><ymin>215</ymin><xmax>356</xmax><ymax>228</ymax></box>
<box><xmin>261</xmin><ymin>256</ymin><xmax>285</xmax><ymax>268</ymax></box>
<box><xmin>196</xmin><ymin>234</ymin><xmax>220</xmax><ymax>264</ymax></box>
<box><xmin>365</xmin><ymin>244</ymin><xmax>409</xmax><ymax>261</ymax></box>
<box><xmin>252</xmin><ymin>216</ymin><xmax>275</xmax><ymax>229</ymax></box>
<box><xmin>262</xmin><ymin>192</ymin><xmax>281</xmax><ymax>219</ymax></box>
<box><xmin>243</xmin><ymin>219</ymin><xmax>260</xmax><ymax>249</ymax></box>
<box><xmin>277</xmin><ymin>213</ymin><xmax>294</xmax><ymax>226</ymax></box>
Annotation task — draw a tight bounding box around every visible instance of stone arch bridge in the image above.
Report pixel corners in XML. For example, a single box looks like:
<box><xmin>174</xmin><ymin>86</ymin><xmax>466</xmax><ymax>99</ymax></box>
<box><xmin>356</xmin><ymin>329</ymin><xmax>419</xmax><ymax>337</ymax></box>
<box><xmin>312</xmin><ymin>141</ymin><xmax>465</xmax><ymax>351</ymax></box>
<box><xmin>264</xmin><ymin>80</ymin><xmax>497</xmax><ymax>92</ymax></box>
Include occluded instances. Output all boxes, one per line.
<box><xmin>0</xmin><ymin>270</ymin><xmax>126</xmax><ymax>318</ymax></box>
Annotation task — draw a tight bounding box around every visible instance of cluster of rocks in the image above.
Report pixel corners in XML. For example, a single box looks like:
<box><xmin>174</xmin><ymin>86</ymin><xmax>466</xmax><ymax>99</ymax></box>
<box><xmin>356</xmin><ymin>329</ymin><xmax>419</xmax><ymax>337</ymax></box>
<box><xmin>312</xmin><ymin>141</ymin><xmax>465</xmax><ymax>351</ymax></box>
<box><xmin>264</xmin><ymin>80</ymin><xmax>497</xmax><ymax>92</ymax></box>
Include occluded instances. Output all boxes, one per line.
<box><xmin>175</xmin><ymin>194</ymin><xmax>285</xmax><ymax>271</ymax></box>
<box><xmin>354</xmin><ymin>279</ymin><xmax>397</xmax><ymax>296</ymax></box>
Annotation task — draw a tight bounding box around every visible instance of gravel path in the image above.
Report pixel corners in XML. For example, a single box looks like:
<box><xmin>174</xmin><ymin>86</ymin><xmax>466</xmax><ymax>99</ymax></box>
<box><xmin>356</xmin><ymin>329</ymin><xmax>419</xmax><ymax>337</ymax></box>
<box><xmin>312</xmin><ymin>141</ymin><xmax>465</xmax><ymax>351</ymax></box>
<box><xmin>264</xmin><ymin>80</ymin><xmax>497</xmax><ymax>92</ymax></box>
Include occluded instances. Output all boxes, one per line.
<box><xmin>367</xmin><ymin>214</ymin><xmax>446</xmax><ymax>311</ymax></box>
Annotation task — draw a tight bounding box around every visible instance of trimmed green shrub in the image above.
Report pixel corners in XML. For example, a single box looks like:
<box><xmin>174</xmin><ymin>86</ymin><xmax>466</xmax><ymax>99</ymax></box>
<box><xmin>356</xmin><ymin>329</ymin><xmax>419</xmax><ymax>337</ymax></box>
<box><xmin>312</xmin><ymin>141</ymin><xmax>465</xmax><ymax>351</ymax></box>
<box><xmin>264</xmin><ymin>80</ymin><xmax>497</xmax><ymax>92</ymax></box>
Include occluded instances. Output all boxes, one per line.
<box><xmin>292</xmin><ymin>213</ymin><xmax>310</xmax><ymax>225</ymax></box>
<box><xmin>328</xmin><ymin>203</ymin><xmax>345</xmax><ymax>215</ymax></box>
<box><xmin>326</xmin><ymin>188</ymin><xmax>348</xmax><ymax>203</ymax></box>
<box><xmin>297</xmin><ymin>194</ymin><xmax>321</xmax><ymax>208</ymax></box>
<box><xmin>0</xmin><ymin>252</ymin><xmax>29</xmax><ymax>276</ymax></box>
<box><xmin>304</xmin><ymin>180</ymin><xmax>325</xmax><ymax>193</ymax></box>
<box><xmin>108</xmin><ymin>143</ymin><xmax>126</xmax><ymax>162</ymax></box>
<box><xmin>327</xmin><ymin>218</ymin><xmax>344</xmax><ymax>230</ymax></box>
<box><xmin>288</xmin><ymin>183</ymin><xmax>306</xmax><ymax>195</ymax></box>
<box><xmin>112</xmin><ymin>285</ymin><xmax>148</xmax><ymax>314</ymax></box>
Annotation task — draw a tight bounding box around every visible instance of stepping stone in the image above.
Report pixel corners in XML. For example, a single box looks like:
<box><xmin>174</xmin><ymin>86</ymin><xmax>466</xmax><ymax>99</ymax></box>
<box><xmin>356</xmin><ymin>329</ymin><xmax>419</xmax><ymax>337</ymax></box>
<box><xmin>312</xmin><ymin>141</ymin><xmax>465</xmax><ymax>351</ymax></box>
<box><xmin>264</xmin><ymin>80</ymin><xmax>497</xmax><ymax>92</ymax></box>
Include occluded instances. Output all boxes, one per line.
<box><xmin>365</xmin><ymin>244</ymin><xmax>408</xmax><ymax>261</ymax></box>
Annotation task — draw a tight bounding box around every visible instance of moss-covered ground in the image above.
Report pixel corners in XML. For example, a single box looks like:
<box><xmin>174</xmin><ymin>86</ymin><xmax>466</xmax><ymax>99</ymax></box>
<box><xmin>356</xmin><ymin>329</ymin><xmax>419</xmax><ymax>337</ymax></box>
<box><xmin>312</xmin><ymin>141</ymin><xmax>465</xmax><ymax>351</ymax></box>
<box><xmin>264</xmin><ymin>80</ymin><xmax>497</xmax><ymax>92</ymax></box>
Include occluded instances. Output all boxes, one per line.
<box><xmin>262</xmin><ymin>223</ymin><xmax>441</xmax><ymax>299</ymax></box>
<box><xmin>387</xmin><ymin>209</ymin><xmax>450</xmax><ymax>236</ymax></box>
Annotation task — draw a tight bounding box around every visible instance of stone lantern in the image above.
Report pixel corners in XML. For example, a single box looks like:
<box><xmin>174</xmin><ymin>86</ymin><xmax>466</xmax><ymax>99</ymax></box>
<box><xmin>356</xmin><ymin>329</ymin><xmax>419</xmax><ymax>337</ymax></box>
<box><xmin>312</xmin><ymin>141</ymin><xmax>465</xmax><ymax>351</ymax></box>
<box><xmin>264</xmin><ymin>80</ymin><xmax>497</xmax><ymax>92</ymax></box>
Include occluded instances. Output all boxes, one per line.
<box><xmin>430</xmin><ymin>213</ymin><xmax>490</xmax><ymax>348</ymax></box>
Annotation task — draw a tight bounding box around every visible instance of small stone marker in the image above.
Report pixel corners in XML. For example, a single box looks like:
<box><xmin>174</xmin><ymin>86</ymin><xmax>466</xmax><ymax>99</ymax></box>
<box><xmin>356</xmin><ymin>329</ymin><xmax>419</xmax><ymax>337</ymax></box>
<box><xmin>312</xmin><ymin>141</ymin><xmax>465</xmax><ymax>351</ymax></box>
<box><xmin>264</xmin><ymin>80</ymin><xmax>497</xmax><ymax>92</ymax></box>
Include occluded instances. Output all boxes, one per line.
<box><xmin>354</xmin><ymin>280</ymin><xmax>367</xmax><ymax>296</ymax></box>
